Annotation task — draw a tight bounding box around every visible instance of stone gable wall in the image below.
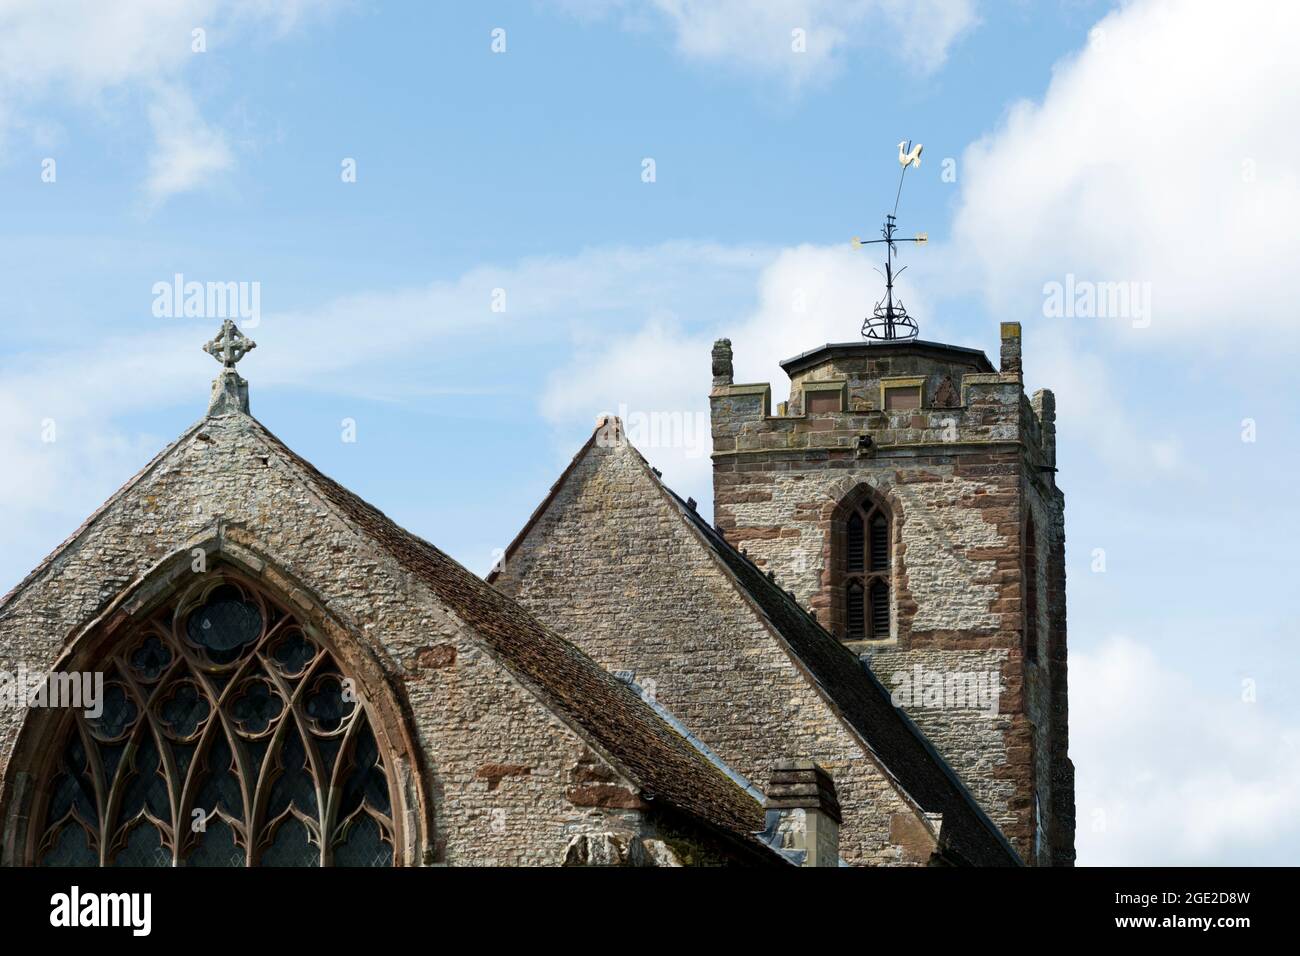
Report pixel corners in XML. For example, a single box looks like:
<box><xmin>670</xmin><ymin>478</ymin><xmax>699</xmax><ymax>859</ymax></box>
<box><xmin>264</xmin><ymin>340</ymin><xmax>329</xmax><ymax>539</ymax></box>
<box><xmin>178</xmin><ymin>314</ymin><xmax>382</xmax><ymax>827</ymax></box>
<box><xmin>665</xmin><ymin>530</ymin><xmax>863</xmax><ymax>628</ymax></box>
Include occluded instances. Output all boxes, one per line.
<box><xmin>493</xmin><ymin>439</ymin><xmax>940</xmax><ymax>866</ymax></box>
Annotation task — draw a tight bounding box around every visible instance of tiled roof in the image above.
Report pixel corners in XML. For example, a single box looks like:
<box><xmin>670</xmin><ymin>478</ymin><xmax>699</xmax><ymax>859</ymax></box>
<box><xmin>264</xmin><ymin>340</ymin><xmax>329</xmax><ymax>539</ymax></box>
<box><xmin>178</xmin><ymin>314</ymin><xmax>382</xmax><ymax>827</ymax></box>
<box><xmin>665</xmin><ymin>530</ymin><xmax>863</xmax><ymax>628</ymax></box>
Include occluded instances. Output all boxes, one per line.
<box><xmin>251</xmin><ymin>419</ymin><xmax>777</xmax><ymax>861</ymax></box>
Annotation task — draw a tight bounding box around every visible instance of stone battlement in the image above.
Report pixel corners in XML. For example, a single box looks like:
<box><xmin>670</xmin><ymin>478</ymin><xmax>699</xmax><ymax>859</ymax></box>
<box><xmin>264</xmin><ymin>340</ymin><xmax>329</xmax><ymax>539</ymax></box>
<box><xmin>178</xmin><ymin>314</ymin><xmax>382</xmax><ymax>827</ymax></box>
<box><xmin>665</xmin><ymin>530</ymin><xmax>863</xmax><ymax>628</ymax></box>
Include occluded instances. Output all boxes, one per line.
<box><xmin>710</xmin><ymin>324</ymin><xmax>1055</xmax><ymax>470</ymax></box>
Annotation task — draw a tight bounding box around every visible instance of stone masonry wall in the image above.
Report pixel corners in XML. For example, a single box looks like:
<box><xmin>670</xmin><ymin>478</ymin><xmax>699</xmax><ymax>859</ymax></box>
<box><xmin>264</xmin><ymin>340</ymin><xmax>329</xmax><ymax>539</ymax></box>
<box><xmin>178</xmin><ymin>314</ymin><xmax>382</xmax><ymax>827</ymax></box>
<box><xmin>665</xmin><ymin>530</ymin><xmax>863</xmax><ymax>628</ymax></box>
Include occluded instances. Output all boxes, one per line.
<box><xmin>494</xmin><ymin>438</ymin><xmax>941</xmax><ymax>866</ymax></box>
<box><xmin>0</xmin><ymin>411</ymin><xmax>662</xmax><ymax>866</ymax></box>
<box><xmin>1025</xmin><ymin>388</ymin><xmax>1074</xmax><ymax>865</ymax></box>
<box><xmin>708</xmin><ymin>331</ymin><xmax>1071</xmax><ymax>863</ymax></box>
<box><xmin>712</xmin><ymin>452</ymin><xmax>1027</xmax><ymax>846</ymax></box>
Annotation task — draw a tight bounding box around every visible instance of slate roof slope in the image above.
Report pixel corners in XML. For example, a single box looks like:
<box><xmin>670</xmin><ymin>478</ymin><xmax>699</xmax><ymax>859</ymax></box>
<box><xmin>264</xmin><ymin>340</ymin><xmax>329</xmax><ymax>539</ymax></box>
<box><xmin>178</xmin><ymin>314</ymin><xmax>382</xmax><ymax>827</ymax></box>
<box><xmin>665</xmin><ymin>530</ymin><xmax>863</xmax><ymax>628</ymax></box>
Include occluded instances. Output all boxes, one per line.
<box><xmin>654</xmin><ymin>481</ymin><xmax>1022</xmax><ymax>867</ymax></box>
<box><xmin>250</xmin><ymin>419</ymin><xmax>776</xmax><ymax>860</ymax></box>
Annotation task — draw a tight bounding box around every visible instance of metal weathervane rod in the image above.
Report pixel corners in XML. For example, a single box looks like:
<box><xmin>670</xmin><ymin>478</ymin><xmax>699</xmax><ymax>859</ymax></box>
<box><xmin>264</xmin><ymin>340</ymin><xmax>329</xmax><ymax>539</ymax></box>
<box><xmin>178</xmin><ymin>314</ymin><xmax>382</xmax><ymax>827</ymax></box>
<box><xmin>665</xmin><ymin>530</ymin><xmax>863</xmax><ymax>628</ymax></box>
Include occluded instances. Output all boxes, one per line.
<box><xmin>852</xmin><ymin>140</ymin><xmax>928</xmax><ymax>341</ymax></box>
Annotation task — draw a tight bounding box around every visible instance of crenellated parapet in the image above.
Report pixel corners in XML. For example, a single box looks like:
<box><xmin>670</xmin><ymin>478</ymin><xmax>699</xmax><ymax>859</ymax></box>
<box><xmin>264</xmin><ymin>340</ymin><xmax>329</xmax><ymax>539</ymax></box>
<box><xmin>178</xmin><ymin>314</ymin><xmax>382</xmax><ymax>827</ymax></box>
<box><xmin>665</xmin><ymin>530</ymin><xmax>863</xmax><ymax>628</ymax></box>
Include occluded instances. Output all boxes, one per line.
<box><xmin>710</xmin><ymin>325</ymin><xmax>1054</xmax><ymax>467</ymax></box>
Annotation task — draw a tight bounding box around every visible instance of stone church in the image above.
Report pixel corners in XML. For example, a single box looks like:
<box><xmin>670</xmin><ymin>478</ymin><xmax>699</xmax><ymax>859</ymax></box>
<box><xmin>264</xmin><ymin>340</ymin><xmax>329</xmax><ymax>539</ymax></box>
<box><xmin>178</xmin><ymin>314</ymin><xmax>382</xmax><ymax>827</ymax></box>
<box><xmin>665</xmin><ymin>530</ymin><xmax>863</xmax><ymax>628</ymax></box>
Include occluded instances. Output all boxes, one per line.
<box><xmin>0</xmin><ymin>316</ymin><xmax>1072</xmax><ymax>867</ymax></box>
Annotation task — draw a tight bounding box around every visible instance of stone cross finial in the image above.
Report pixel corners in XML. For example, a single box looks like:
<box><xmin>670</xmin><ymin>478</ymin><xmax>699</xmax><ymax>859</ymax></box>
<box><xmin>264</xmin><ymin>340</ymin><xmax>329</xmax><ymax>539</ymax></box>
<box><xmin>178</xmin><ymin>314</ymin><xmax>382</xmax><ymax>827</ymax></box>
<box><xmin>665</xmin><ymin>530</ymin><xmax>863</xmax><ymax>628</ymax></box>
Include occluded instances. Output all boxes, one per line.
<box><xmin>204</xmin><ymin>320</ymin><xmax>255</xmax><ymax>416</ymax></box>
<box><xmin>203</xmin><ymin>319</ymin><xmax>256</xmax><ymax>368</ymax></box>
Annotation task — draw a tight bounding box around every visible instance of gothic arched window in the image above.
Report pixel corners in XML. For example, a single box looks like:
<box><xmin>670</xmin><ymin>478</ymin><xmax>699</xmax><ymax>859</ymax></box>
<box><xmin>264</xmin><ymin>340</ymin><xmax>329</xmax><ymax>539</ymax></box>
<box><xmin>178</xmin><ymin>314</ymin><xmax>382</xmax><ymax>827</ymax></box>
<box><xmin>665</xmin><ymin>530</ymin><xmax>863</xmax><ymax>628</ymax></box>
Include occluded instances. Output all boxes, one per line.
<box><xmin>836</xmin><ymin>494</ymin><xmax>892</xmax><ymax>641</ymax></box>
<box><xmin>31</xmin><ymin>574</ymin><xmax>397</xmax><ymax>867</ymax></box>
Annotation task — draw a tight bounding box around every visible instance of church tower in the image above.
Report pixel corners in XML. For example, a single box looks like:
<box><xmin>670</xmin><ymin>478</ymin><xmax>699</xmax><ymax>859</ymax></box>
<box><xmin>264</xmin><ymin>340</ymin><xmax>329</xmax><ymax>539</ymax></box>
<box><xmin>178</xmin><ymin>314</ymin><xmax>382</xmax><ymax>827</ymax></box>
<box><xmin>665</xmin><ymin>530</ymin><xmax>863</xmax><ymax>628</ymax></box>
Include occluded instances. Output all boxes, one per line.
<box><xmin>708</xmin><ymin>322</ymin><xmax>1074</xmax><ymax>865</ymax></box>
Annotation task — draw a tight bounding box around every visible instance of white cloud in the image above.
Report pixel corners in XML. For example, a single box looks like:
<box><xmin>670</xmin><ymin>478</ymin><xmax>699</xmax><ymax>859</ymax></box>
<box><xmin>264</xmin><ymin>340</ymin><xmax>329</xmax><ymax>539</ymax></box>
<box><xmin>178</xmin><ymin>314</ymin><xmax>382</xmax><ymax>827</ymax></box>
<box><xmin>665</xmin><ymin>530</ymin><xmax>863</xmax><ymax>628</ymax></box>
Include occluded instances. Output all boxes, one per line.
<box><xmin>553</xmin><ymin>0</ymin><xmax>978</xmax><ymax>88</ymax></box>
<box><xmin>145</xmin><ymin>85</ymin><xmax>234</xmax><ymax>205</ymax></box>
<box><xmin>949</xmin><ymin>0</ymin><xmax>1300</xmax><ymax>346</ymax></box>
<box><xmin>535</xmin><ymin>235</ymin><xmax>1185</xmax><ymax>499</ymax></box>
<box><xmin>1073</xmin><ymin>636</ymin><xmax>1300</xmax><ymax>865</ymax></box>
<box><xmin>0</xmin><ymin>0</ymin><xmax>204</xmax><ymax>94</ymax></box>
<box><xmin>1027</xmin><ymin>326</ymin><xmax>1189</xmax><ymax>479</ymax></box>
<box><xmin>539</xmin><ymin>241</ymin><xmax>939</xmax><ymax>500</ymax></box>
<box><xmin>0</xmin><ymin>0</ymin><xmax>335</xmax><ymax>202</ymax></box>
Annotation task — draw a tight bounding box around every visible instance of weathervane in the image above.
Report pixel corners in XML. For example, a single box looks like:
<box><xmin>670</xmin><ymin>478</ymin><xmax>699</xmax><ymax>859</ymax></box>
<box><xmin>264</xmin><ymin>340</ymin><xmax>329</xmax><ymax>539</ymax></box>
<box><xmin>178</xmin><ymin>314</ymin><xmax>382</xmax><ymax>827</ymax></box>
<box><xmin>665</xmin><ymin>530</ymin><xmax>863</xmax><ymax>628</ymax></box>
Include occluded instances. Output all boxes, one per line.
<box><xmin>852</xmin><ymin>140</ymin><xmax>928</xmax><ymax>341</ymax></box>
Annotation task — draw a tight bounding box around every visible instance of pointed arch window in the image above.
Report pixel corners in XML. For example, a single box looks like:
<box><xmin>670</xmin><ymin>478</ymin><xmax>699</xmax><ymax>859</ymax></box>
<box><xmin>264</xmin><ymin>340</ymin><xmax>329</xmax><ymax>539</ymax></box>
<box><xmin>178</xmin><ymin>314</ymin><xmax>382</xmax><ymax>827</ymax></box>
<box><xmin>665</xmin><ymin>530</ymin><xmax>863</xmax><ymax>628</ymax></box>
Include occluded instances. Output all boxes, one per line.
<box><xmin>31</xmin><ymin>574</ymin><xmax>398</xmax><ymax>867</ymax></box>
<box><xmin>839</xmin><ymin>496</ymin><xmax>892</xmax><ymax>641</ymax></box>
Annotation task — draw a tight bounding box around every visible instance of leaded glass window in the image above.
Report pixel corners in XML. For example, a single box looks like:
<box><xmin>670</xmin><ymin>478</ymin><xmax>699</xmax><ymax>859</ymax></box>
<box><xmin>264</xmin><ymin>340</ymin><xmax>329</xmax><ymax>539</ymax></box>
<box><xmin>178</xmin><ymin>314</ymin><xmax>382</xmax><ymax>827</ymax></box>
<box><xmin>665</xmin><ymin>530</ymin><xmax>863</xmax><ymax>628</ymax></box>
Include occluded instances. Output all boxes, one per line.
<box><xmin>32</xmin><ymin>575</ymin><xmax>396</xmax><ymax>867</ymax></box>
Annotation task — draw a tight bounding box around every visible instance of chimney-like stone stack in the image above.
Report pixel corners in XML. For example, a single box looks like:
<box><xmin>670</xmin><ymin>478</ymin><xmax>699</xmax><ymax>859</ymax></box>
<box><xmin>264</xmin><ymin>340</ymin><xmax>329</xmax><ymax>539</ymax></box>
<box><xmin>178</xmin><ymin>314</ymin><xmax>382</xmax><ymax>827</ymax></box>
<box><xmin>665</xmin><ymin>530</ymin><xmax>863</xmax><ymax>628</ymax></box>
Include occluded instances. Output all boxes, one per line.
<box><xmin>1032</xmin><ymin>388</ymin><xmax>1057</xmax><ymax>471</ymax></box>
<box><xmin>765</xmin><ymin>759</ymin><xmax>842</xmax><ymax>867</ymax></box>
<box><xmin>712</xmin><ymin>338</ymin><xmax>734</xmax><ymax>388</ymax></box>
<box><xmin>999</xmin><ymin>321</ymin><xmax>1022</xmax><ymax>375</ymax></box>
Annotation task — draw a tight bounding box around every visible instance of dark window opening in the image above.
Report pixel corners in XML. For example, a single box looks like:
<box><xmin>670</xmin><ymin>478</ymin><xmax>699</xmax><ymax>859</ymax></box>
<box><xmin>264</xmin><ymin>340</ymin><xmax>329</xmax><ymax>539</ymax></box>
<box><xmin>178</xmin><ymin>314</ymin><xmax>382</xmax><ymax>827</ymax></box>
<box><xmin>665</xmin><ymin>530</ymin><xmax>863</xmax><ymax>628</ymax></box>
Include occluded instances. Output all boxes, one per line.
<box><xmin>847</xmin><ymin>513</ymin><xmax>864</xmax><ymax>572</ymax></box>
<box><xmin>869</xmin><ymin>580</ymin><xmax>889</xmax><ymax>636</ymax></box>
<box><xmin>838</xmin><ymin>496</ymin><xmax>893</xmax><ymax>641</ymax></box>
<box><xmin>846</xmin><ymin>580</ymin><xmax>865</xmax><ymax>638</ymax></box>
<box><xmin>869</xmin><ymin>513</ymin><xmax>889</xmax><ymax>571</ymax></box>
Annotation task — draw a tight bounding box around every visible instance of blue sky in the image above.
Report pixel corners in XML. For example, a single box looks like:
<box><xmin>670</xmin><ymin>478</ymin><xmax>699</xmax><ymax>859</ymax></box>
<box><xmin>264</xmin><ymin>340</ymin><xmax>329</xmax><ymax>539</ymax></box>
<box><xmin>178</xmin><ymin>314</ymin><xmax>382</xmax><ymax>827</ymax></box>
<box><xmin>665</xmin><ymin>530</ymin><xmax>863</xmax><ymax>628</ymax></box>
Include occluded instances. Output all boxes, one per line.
<box><xmin>2</xmin><ymin>0</ymin><xmax>1297</xmax><ymax>865</ymax></box>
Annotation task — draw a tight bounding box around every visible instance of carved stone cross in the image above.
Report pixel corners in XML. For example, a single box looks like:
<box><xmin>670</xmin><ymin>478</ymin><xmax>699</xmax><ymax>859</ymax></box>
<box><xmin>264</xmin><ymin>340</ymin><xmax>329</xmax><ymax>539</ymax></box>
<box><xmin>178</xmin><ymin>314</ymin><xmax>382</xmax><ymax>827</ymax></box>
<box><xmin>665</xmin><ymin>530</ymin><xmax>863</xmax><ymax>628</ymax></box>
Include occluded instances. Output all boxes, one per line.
<box><xmin>203</xmin><ymin>319</ymin><xmax>256</xmax><ymax>368</ymax></box>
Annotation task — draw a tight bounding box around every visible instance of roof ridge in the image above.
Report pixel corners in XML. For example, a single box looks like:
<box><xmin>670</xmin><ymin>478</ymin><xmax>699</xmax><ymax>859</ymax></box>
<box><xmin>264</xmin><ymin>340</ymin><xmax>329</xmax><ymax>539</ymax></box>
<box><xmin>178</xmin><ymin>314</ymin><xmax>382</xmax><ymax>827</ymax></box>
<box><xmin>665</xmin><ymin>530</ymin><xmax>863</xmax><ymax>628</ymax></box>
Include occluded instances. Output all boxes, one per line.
<box><xmin>243</xmin><ymin>415</ymin><xmax>772</xmax><ymax>854</ymax></box>
<box><xmin>485</xmin><ymin>420</ymin><xmax>608</xmax><ymax>584</ymax></box>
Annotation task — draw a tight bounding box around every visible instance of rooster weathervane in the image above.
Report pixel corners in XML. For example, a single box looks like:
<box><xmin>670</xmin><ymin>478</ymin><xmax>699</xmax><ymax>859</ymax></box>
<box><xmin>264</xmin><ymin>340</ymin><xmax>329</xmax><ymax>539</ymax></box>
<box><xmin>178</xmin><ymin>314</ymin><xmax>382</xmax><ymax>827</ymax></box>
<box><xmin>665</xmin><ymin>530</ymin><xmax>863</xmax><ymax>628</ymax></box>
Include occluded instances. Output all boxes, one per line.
<box><xmin>852</xmin><ymin>140</ymin><xmax>928</xmax><ymax>341</ymax></box>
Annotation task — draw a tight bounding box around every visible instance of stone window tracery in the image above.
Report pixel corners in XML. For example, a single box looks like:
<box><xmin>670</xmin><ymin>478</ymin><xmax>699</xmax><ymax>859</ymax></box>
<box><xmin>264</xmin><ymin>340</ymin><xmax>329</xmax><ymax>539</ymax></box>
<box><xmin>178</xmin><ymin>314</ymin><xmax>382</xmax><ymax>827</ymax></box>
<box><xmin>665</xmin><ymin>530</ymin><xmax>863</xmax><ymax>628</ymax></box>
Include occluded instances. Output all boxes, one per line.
<box><xmin>32</xmin><ymin>574</ymin><xmax>396</xmax><ymax>867</ymax></box>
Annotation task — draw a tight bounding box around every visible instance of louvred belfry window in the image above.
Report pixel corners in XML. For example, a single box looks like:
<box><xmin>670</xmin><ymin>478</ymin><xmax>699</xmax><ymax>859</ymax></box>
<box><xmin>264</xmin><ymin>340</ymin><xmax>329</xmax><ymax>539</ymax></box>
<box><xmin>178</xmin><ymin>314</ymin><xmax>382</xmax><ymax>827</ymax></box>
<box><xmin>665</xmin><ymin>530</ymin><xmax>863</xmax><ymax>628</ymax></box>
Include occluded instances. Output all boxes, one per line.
<box><xmin>840</xmin><ymin>499</ymin><xmax>892</xmax><ymax>641</ymax></box>
<box><xmin>32</xmin><ymin>575</ymin><xmax>397</xmax><ymax>867</ymax></box>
